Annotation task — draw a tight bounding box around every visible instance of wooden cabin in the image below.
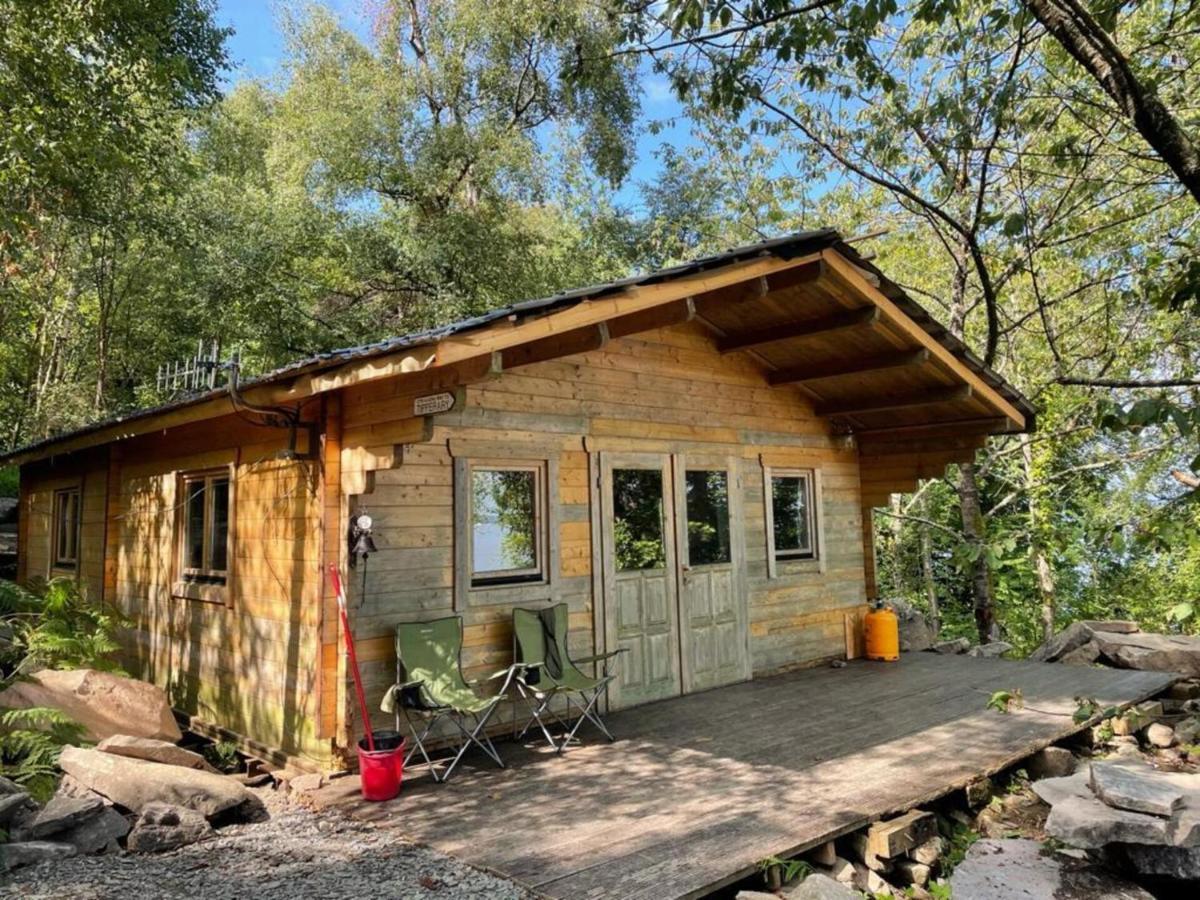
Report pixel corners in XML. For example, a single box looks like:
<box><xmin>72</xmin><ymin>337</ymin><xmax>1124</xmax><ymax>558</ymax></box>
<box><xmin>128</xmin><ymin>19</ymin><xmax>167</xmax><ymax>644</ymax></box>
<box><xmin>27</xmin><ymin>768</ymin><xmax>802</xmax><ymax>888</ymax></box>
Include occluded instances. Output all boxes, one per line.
<box><xmin>3</xmin><ymin>230</ymin><xmax>1034</xmax><ymax>769</ymax></box>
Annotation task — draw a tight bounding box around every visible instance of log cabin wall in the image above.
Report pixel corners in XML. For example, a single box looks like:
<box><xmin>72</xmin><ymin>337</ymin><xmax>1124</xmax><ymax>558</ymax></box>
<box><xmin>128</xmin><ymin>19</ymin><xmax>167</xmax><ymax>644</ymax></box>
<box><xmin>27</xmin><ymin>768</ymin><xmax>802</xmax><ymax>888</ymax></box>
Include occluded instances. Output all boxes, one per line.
<box><xmin>19</xmin><ymin>404</ymin><xmax>328</xmax><ymax>766</ymax></box>
<box><xmin>334</xmin><ymin>321</ymin><xmax>868</xmax><ymax>746</ymax></box>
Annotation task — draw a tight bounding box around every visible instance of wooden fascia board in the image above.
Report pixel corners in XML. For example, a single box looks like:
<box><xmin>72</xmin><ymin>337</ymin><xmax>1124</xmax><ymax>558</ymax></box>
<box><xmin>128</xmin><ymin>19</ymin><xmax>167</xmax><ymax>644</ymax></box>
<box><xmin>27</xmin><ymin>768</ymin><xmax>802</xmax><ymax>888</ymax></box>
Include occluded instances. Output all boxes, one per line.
<box><xmin>820</xmin><ymin>249</ymin><xmax>1027</xmax><ymax>430</ymax></box>
<box><xmin>816</xmin><ymin>385</ymin><xmax>972</xmax><ymax>418</ymax></box>
<box><xmin>432</xmin><ymin>253</ymin><xmax>825</xmax><ymax>368</ymax></box>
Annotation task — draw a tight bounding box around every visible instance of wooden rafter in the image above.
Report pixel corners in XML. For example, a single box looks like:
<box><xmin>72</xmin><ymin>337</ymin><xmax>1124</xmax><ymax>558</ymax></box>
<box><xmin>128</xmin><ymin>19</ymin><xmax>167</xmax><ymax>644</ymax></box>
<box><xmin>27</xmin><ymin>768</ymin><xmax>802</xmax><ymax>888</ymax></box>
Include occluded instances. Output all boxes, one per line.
<box><xmin>716</xmin><ymin>306</ymin><xmax>879</xmax><ymax>355</ymax></box>
<box><xmin>815</xmin><ymin>386</ymin><xmax>972</xmax><ymax>418</ymax></box>
<box><xmin>768</xmin><ymin>349</ymin><xmax>930</xmax><ymax>386</ymax></box>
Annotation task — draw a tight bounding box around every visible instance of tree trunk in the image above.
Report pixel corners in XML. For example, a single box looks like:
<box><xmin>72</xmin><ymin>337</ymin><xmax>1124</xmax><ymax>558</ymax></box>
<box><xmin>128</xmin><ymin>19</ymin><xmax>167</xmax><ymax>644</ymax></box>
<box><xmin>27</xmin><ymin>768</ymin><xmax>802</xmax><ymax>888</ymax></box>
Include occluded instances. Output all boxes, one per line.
<box><xmin>959</xmin><ymin>462</ymin><xmax>996</xmax><ymax>643</ymax></box>
<box><xmin>1022</xmin><ymin>0</ymin><xmax>1200</xmax><ymax>204</ymax></box>
<box><xmin>919</xmin><ymin>493</ymin><xmax>940</xmax><ymax>636</ymax></box>
<box><xmin>1021</xmin><ymin>434</ymin><xmax>1057</xmax><ymax>641</ymax></box>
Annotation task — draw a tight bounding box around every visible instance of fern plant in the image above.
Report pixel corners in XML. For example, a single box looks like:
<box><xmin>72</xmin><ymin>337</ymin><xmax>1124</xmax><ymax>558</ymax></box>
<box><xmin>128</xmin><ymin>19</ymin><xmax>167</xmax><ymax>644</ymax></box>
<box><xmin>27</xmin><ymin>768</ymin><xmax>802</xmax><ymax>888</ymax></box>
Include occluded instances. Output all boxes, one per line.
<box><xmin>0</xmin><ymin>577</ymin><xmax>126</xmax><ymax>805</ymax></box>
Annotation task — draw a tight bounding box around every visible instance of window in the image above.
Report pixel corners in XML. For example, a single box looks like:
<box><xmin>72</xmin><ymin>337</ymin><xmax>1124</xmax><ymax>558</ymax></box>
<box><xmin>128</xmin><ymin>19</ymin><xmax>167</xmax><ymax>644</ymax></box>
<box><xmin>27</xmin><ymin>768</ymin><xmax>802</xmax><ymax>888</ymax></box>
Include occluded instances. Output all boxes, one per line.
<box><xmin>685</xmin><ymin>470</ymin><xmax>732</xmax><ymax>566</ymax></box>
<box><xmin>613</xmin><ymin>468</ymin><xmax>666</xmax><ymax>571</ymax></box>
<box><xmin>178</xmin><ymin>471</ymin><xmax>230</xmax><ymax>587</ymax></box>
<box><xmin>768</xmin><ymin>470</ymin><xmax>816</xmax><ymax>561</ymax></box>
<box><xmin>470</xmin><ymin>465</ymin><xmax>545</xmax><ymax>586</ymax></box>
<box><xmin>52</xmin><ymin>487</ymin><xmax>81</xmax><ymax>570</ymax></box>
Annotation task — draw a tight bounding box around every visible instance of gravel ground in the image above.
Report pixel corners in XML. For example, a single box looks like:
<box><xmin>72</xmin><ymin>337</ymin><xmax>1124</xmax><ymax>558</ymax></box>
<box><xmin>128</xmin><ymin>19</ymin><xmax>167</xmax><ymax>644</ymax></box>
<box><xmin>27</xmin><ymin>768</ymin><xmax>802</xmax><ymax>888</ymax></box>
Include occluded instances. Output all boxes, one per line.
<box><xmin>1</xmin><ymin>786</ymin><xmax>533</xmax><ymax>900</ymax></box>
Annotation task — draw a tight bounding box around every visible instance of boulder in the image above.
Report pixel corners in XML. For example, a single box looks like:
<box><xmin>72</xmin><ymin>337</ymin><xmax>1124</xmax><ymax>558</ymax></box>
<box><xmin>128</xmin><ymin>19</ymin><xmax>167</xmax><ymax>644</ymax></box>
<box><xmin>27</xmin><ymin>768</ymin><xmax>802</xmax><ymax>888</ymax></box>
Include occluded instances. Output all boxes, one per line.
<box><xmin>58</xmin><ymin>746</ymin><xmax>249</xmax><ymax>818</ymax></box>
<box><xmin>783</xmin><ymin>873</ymin><xmax>860</xmax><ymax>900</ymax></box>
<box><xmin>967</xmin><ymin>641</ymin><xmax>1013</xmax><ymax>659</ymax></box>
<box><xmin>96</xmin><ymin>734</ymin><xmax>218</xmax><ymax>772</ymax></box>
<box><xmin>950</xmin><ymin>838</ymin><xmax>1152</xmax><ymax>900</ymax></box>
<box><xmin>1145</xmin><ymin>722</ymin><xmax>1175</xmax><ymax>748</ymax></box>
<box><xmin>1059</xmin><ymin>643</ymin><xmax>1102</xmax><ymax>666</ymax></box>
<box><xmin>1167</xmin><ymin>680</ymin><xmax>1200</xmax><ymax>701</ymax></box>
<box><xmin>0</xmin><ymin>790</ymin><xmax>32</xmax><ymax>826</ymax></box>
<box><xmin>910</xmin><ymin>836</ymin><xmax>944</xmax><ymax>866</ymax></box>
<box><xmin>965</xmin><ymin>776</ymin><xmax>994</xmax><ymax>807</ymax></box>
<box><xmin>931</xmin><ymin>638</ymin><xmax>969</xmax><ymax>655</ymax></box>
<box><xmin>1109</xmin><ymin>843</ymin><xmax>1200</xmax><ymax>880</ymax></box>
<box><xmin>0</xmin><ymin>775</ymin><xmax>23</xmax><ymax>794</ymax></box>
<box><xmin>892</xmin><ymin>860</ymin><xmax>931</xmax><ymax>887</ymax></box>
<box><xmin>126</xmin><ymin>802</ymin><xmax>213</xmax><ymax>853</ymax></box>
<box><xmin>0</xmin><ymin>840</ymin><xmax>77</xmax><ymax>871</ymax></box>
<box><xmin>1175</xmin><ymin>716</ymin><xmax>1200</xmax><ymax>745</ymax></box>
<box><xmin>1091</xmin><ymin>631</ymin><xmax>1200</xmax><ymax>677</ymax></box>
<box><xmin>0</xmin><ymin>669</ymin><xmax>180</xmax><ymax>742</ymax></box>
<box><xmin>1084</xmin><ymin>620</ymin><xmax>1141</xmax><ymax>634</ymax></box>
<box><xmin>889</xmin><ymin>601</ymin><xmax>934</xmax><ymax>653</ymax></box>
<box><xmin>1029</xmin><ymin>621</ymin><xmax>1096</xmax><ymax>663</ymax></box>
<box><xmin>56</xmin><ymin>805</ymin><xmax>130</xmax><ymax>854</ymax></box>
<box><xmin>827</xmin><ymin>856</ymin><xmax>856</xmax><ymax>884</ymax></box>
<box><xmin>1090</xmin><ymin>760</ymin><xmax>1184</xmax><ymax>817</ymax></box>
<box><xmin>1026</xmin><ymin>746</ymin><xmax>1076</xmax><ymax>780</ymax></box>
<box><xmin>1045</xmin><ymin>793</ymin><xmax>1172</xmax><ymax>848</ymax></box>
<box><xmin>18</xmin><ymin>791</ymin><xmax>103</xmax><ymax>839</ymax></box>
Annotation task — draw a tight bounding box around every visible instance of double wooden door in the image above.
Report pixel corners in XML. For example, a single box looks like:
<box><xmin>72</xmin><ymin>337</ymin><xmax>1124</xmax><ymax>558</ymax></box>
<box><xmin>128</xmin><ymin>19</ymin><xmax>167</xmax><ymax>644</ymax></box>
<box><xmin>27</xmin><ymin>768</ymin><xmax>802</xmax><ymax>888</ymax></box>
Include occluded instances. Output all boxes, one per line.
<box><xmin>598</xmin><ymin>452</ymin><xmax>749</xmax><ymax>709</ymax></box>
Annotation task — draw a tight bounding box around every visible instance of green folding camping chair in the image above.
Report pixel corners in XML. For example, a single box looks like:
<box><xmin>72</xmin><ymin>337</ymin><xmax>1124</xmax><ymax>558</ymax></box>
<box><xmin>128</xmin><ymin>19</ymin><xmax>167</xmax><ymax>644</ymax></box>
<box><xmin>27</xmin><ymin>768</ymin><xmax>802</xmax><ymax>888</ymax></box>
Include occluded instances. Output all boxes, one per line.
<box><xmin>512</xmin><ymin>603</ymin><xmax>626</xmax><ymax>753</ymax></box>
<box><xmin>381</xmin><ymin>616</ymin><xmax>519</xmax><ymax>783</ymax></box>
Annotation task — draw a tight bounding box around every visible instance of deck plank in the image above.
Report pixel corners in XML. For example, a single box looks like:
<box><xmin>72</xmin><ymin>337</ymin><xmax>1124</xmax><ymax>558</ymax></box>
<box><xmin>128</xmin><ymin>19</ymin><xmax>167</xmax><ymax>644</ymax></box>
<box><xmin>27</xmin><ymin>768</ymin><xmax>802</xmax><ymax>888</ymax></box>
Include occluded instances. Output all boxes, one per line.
<box><xmin>315</xmin><ymin>654</ymin><xmax>1174</xmax><ymax>899</ymax></box>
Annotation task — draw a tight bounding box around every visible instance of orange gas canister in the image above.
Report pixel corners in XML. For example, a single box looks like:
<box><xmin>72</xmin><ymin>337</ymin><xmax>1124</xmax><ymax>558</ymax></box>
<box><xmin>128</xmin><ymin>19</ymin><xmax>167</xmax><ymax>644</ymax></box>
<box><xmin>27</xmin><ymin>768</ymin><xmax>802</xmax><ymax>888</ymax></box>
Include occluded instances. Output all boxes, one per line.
<box><xmin>864</xmin><ymin>606</ymin><xmax>900</xmax><ymax>661</ymax></box>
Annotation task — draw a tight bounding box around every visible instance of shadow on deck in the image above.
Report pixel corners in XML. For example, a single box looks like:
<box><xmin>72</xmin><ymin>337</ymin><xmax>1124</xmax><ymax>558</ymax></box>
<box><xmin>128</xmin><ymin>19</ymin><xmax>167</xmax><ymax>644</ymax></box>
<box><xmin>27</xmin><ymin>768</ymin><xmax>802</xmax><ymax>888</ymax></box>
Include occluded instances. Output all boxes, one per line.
<box><xmin>310</xmin><ymin>653</ymin><xmax>1174</xmax><ymax>900</ymax></box>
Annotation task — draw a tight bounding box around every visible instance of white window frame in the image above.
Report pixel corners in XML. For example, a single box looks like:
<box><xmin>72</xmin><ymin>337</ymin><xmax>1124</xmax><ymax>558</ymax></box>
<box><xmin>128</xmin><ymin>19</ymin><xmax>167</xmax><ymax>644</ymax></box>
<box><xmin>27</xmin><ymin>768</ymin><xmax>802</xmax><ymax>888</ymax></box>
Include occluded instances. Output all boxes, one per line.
<box><xmin>763</xmin><ymin>466</ymin><xmax>824</xmax><ymax>578</ymax></box>
<box><xmin>175</xmin><ymin>468</ymin><xmax>233</xmax><ymax>604</ymax></box>
<box><xmin>466</xmin><ymin>461</ymin><xmax>547</xmax><ymax>588</ymax></box>
<box><xmin>51</xmin><ymin>486</ymin><xmax>81</xmax><ymax>572</ymax></box>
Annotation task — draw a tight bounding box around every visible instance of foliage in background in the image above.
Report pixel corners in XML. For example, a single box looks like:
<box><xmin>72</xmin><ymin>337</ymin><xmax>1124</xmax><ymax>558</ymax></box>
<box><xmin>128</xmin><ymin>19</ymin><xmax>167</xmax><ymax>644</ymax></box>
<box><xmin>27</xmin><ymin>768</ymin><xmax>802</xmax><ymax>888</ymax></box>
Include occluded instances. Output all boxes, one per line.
<box><xmin>0</xmin><ymin>578</ymin><xmax>125</xmax><ymax>800</ymax></box>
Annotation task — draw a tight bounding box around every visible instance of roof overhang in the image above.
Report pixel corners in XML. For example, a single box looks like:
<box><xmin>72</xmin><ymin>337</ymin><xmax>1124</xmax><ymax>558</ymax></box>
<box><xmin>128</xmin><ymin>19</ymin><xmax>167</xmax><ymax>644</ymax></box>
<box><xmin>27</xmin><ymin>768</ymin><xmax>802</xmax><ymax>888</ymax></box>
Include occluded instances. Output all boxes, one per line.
<box><xmin>1</xmin><ymin>230</ymin><xmax>1033</xmax><ymax>468</ymax></box>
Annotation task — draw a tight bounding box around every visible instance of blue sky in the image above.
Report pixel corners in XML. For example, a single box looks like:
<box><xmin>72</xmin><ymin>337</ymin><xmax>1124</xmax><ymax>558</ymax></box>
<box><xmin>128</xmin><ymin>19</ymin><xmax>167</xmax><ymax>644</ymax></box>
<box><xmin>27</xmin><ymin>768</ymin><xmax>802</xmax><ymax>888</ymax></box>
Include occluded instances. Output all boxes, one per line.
<box><xmin>214</xmin><ymin>1</ymin><xmax>695</xmax><ymax>207</ymax></box>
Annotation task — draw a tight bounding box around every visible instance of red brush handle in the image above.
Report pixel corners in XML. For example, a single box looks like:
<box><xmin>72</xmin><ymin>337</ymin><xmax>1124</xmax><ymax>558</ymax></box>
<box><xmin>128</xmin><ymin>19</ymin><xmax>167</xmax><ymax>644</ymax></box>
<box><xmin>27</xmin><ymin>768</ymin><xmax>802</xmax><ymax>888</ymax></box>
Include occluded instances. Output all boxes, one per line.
<box><xmin>330</xmin><ymin>564</ymin><xmax>374</xmax><ymax>753</ymax></box>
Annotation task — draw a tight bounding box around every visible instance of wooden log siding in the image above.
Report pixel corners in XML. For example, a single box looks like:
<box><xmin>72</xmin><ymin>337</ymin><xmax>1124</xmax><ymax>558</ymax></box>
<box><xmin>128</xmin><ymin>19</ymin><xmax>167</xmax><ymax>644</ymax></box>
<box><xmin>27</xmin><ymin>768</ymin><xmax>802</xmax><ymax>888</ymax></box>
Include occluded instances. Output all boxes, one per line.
<box><xmin>333</xmin><ymin>321</ymin><xmax>868</xmax><ymax>748</ymax></box>
<box><xmin>45</xmin><ymin>407</ymin><xmax>325</xmax><ymax>766</ymax></box>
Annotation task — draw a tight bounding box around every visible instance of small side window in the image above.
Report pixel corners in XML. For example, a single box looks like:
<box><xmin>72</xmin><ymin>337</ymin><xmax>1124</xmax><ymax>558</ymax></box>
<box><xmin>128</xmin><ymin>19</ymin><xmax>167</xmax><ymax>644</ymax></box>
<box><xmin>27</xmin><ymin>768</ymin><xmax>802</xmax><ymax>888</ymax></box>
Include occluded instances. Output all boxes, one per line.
<box><xmin>52</xmin><ymin>487</ymin><xmax>81</xmax><ymax>571</ymax></box>
<box><xmin>469</xmin><ymin>464</ymin><xmax>545</xmax><ymax>587</ymax></box>
<box><xmin>177</xmin><ymin>471</ymin><xmax>231</xmax><ymax>597</ymax></box>
<box><xmin>768</xmin><ymin>470</ymin><xmax>816</xmax><ymax>562</ymax></box>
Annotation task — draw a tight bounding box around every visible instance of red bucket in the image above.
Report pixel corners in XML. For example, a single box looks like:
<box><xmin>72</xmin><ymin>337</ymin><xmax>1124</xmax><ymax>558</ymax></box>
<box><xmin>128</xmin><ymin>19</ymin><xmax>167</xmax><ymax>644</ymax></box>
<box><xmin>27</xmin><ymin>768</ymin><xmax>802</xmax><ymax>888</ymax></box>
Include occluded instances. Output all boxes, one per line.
<box><xmin>357</xmin><ymin>730</ymin><xmax>405</xmax><ymax>802</ymax></box>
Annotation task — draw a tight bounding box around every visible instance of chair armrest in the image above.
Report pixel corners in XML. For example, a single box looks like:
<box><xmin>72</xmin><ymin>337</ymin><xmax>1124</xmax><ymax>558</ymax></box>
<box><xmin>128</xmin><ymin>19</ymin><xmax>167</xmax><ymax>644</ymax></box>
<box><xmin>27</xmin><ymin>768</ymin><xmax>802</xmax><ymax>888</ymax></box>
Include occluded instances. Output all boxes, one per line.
<box><xmin>574</xmin><ymin>649</ymin><xmax>628</xmax><ymax>665</ymax></box>
<box><xmin>381</xmin><ymin>678</ymin><xmax>424</xmax><ymax>714</ymax></box>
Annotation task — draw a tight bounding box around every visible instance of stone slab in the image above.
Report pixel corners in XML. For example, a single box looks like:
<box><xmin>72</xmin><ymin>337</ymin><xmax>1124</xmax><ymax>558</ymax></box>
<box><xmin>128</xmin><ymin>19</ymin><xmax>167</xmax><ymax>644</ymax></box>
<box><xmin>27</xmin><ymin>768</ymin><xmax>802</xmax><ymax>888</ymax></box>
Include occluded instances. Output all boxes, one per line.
<box><xmin>1090</xmin><ymin>760</ymin><xmax>1184</xmax><ymax>818</ymax></box>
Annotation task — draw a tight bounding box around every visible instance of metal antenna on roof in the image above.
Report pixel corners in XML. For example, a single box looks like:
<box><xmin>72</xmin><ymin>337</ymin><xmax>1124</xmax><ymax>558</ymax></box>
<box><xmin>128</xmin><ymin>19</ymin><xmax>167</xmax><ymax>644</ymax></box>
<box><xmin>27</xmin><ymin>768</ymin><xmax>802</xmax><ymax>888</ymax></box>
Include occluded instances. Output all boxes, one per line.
<box><xmin>156</xmin><ymin>340</ymin><xmax>223</xmax><ymax>398</ymax></box>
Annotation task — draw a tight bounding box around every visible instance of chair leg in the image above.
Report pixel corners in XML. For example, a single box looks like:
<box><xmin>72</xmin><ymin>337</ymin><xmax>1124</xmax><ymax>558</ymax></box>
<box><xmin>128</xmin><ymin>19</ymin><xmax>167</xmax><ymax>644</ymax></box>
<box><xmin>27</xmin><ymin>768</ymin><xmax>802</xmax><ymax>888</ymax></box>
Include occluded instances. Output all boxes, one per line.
<box><xmin>441</xmin><ymin>702</ymin><xmax>505</xmax><ymax>782</ymax></box>
<box><xmin>402</xmin><ymin>708</ymin><xmax>446</xmax><ymax>783</ymax></box>
<box><xmin>559</xmin><ymin>682</ymin><xmax>615</xmax><ymax>752</ymax></box>
<box><xmin>514</xmin><ymin>683</ymin><xmax>562</xmax><ymax>750</ymax></box>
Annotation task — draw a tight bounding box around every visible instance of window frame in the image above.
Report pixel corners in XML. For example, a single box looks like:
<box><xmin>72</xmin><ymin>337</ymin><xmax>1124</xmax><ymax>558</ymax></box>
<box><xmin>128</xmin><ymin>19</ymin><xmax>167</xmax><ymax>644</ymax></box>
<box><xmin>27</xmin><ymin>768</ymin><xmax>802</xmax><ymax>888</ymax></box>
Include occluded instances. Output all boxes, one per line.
<box><xmin>174</xmin><ymin>467</ymin><xmax>233</xmax><ymax>604</ymax></box>
<box><xmin>466</xmin><ymin>461</ymin><xmax>548</xmax><ymax>589</ymax></box>
<box><xmin>51</xmin><ymin>486</ymin><xmax>82</xmax><ymax>572</ymax></box>
<box><xmin>763</xmin><ymin>466</ymin><xmax>823</xmax><ymax>577</ymax></box>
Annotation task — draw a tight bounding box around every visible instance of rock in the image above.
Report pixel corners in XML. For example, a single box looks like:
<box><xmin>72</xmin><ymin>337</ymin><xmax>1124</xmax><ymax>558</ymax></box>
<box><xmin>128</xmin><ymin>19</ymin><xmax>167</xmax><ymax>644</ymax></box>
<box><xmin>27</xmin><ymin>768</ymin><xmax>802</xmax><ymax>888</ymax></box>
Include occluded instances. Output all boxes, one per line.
<box><xmin>126</xmin><ymin>802</ymin><xmax>213</xmax><ymax>853</ymax></box>
<box><xmin>931</xmin><ymin>638</ymin><xmax>969</xmax><ymax>655</ymax></box>
<box><xmin>96</xmin><ymin>734</ymin><xmax>218</xmax><ymax>772</ymax></box>
<box><xmin>1109</xmin><ymin>843</ymin><xmax>1200</xmax><ymax>880</ymax></box>
<box><xmin>865</xmin><ymin>810</ymin><xmax>937</xmax><ymax>858</ymax></box>
<box><xmin>0</xmin><ymin>790</ymin><xmax>32</xmax><ymax>825</ymax></box>
<box><xmin>807</xmin><ymin>840</ymin><xmax>836</xmax><ymax>867</ymax></box>
<box><xmin>889</xmin><ymin>600</ymin><xmax>933</xmax><ymax>653</ymax></box>
<box><xmin>0</xmin><ymin>775</ymin><xmax>23</xmax><ymax>795</ymax></box>
<box><xmin>862</xmin><ymin>868</ymin><xmax>894</xmax><ymax>896</ymax></box>
<box><xmin>783</xmin><ymin>873</ymin><xmax>860</xmax><ymax>900</ymax></box>
<box><xmin>965</xmin><ymin>776</ymin><xmax>994</xmax><ymax>807</ymax></box>
<box><xmin>1084</xmin><ymin>620</ymin><xmax>1141</xmax><ymax>634</ymax></box>
<box><xmin>1167</xmin><ymin>680</ymin><xmax>1200</xmax><ymax>701</ymax></box>
<box><xmin>950</xmin><ymin>838</ymin><xmax>1152</xmax><ymax>900</ymax></box>
<box><xmin>1112</xmin><ymin>740</ymin><xmax>1143</xmax><ymax>759</ymax></box>
<box><xmin>1145</xmin><ymin>722</ymin><xmax>1175</xmax><ymax>748</ymax></box>
<box><xmin>18</xmin><ymin>791</ymin><xmax>103</xmax><ymax>839</ymax></box>
<box><xmin>1175</xmin><ymin>716</ymin><xmax>1200</xmax><ymax>745</ymax></box>
<box><xmin>58</xmin><ymin>746</ymin><xmax>250</xmax><ymax>818</ymax></box>
<box><xmin>1045</xmin><ymin>793</ymin><xmax>1172</xmax><ymax>848</ymax></box>
<box><xmin>910</xmin><ymin>836</ymin><xmax>944</xmax><ymax>866</ymax></box>
<box><xmin>1091</xmin><ymin>631</ymin><xmax>1200</xmax><ymax>677</ymax></box>
<box><xmin>0</xmin><ymin>840</ymin><xmax>78</xmax><ymax>871</ymax></box>
<box><xmin>0</xmin><ymin>669</ymin><xmax>180</xmax><ymax>742</ymax></box>
<box><xmin>827</xmin><ymin>856</ymin><xmax>855</xmax><ymax>884</ymax></box>
<box><xmin>967</xmin><ymin>641</ymin><xmax>1013</xmax><ymax>659</ymax></box>
<box><xmin>892</xmin><ymin>860</ymin><xmax>931</xmax><ymax>887</ymax></box>
<box><xmin>1090</xmin><ymin>760</ymin><xmax>1184</xmax><ymax>817</ymax></box>
<box><xmin>56</xmin><ymin>805</ymin><xmax>130</xmax><ymax>854</ymax></box>
<box><xmin>1030</xmin><ymin>621</ymin><xmax>1096</xmax><ymax>662</ymax></box>
<box><xmin>1026</xmin><ymin>746</ymin><xmax>1076</xmax><ymax>780</ymax></box>
<box><xmin>288</xmin><ymin>772</ymin><xmax>326</xmax><ymax>794</ymax></box>
<box><xmin>1059</xmin><ymin>644</ymin><xmax>1102</xmax><ymax>666</ymax></box>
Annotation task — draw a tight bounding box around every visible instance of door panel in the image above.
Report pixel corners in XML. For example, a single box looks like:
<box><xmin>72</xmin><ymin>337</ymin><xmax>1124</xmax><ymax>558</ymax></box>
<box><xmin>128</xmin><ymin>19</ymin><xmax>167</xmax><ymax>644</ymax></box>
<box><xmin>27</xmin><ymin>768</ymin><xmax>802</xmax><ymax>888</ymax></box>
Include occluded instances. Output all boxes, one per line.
<box><xmin>677</xmin><ymin>459</ymin><xmax>750</xmax><ymax>693</ymax></box>
<box><xmin>601</xmin><ymin>455</ymin><xmax>681</xmax><ymax>708</ymax></box>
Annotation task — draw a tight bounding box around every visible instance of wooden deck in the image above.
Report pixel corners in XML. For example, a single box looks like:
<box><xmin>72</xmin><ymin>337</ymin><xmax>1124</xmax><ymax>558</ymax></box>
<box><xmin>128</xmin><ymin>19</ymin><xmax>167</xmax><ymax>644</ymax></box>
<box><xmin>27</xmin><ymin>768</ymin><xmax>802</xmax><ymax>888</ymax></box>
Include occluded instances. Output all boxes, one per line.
<box><xmin>313</xmin><ymin>654</ymin><xmax>1174</xmax><ymax>899</ymax></box>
